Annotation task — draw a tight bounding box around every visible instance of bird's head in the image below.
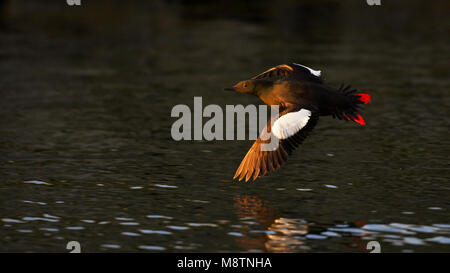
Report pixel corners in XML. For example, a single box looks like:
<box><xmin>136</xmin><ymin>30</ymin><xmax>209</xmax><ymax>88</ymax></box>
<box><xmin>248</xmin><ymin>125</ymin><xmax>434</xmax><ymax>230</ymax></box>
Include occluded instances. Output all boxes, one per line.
<box><xmin>224</xmin><ymin>80</ymin><xmax>256</xmax><ymax>94</ymax></box>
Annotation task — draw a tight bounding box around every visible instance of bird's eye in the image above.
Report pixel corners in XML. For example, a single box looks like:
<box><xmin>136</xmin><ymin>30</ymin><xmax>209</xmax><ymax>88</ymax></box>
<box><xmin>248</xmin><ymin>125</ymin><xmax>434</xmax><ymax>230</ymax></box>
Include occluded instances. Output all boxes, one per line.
<box><xmin>243</xmin><ymin>82</ymin><xmax>248</xmax><ymax>88</ymax></box>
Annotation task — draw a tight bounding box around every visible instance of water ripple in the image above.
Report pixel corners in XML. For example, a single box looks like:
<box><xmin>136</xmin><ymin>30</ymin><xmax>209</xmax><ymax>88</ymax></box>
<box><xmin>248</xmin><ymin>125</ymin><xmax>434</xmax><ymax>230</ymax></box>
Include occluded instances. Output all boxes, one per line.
<box><xmin>101</xmin><ymin>244</ymin><xmax>121</xmax><ymax>249</ymax></box>
<box><xmin>2</xmin><ymin>218</ymin><xmax>24</xmax><ymax>223</ymax></box>
<box><xmin>22</xmin><ymin>217</ymin><xmax>59</xmax><ymax>223</ymax></box>
<box><xmin>121</xmin><ymin>232</ymin><xmax>141</xmax><ymax>237</ymax></box>
<box><xmin>362</xmin><ymin>224</ymin><xmax>416</xmax><ymax>235</ymax></box>
<box><xmin>425</xmin><ymin>236</ymin><xmax>450</xmax><ymax>244</ymax></box>
<box><xmin>154</xmin><ymin>184</ymin><xmax>178</xmax><ymax>189</ymax></box>
<box><xmin>119</xmin><ymin>222</ymin><xmax>140</xmax><ymax>226</ymax></box>
<box><xmin>65</xmin><ymin>226</ymin><xmax>85</xmax><ymax>230</ymax></box>
<box><xmin>24</xmin><ymin>180</ymin><xmax>51</xmax><ymax>185</ymax></box>
<box><xmin>139</xmin><ymin>229</ymin><xmax>172</xmax><ymax>235</ymax></box>
<box><xmin>167</xmin><ymin>225</ymin><xmax>189</xmax><ymax>230</ymax></box>
<box><xmin>138</xmin><ymin>245</ymin><xmax>166</xmax><ymax>251</ymax></box>
<box><xmin>146</xmin><ymin>215</ymin><xmax>173</xmax><ymax>220</ymax></box>
<box><xmin>187</xmin><ymin>223</ymin><xmax>218</xmax><ymax>227</ymax></box>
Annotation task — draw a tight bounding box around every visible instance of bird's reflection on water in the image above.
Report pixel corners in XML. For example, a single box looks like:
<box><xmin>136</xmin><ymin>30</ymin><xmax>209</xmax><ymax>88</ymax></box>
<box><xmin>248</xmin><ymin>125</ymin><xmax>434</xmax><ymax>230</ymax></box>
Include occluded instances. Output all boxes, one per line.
<box><xmin>233</xmin><ymin>195</ymin><xmax>310</xmax><ymax>252</ymax></box>
<box><xmin>233</xmin><ymin>195</ymin><xmax>375</xmax><ymax>253</ymax></box>
<box><xmin>266</xmin><ymin>218</ymin><xmax>310</xmax><ymax>252</ymax></box>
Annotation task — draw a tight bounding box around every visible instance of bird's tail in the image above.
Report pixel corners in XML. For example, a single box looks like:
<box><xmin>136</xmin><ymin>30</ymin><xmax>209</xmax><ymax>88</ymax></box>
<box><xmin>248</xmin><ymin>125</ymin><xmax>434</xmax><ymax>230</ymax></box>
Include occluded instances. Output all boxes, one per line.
<box><xmin>336</xmin><ymin>84</ymin><xmax>371</xmax><ymax>126</ymax></box>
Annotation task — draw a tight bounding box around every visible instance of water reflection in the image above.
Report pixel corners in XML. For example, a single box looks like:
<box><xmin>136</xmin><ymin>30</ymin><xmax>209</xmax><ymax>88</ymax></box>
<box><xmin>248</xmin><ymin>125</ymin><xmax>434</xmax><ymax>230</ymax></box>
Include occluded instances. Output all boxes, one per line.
<box><xmin>266</xmin><ymin>218</ymin><xmax>309</xmax><ymax>252</ymax></box>
<box><xmin>232</xmin><ymin>195</ymin><xmax>450</xmax><ymax>252</ymax></box>
<box><xmin>233</xmin><ymin>195</ymin><xmax>310</xmax><ymax>252</ymax></box>
<box><xmin>232</xmin><ymin>195</ymin><xmax>273</xmax><ymax>251</ymax></box>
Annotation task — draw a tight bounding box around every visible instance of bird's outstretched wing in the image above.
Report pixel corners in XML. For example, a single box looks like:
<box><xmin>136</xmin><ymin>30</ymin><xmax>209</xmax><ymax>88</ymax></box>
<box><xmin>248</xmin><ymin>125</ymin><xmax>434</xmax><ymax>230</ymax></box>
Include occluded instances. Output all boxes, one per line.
<box><xmin>233</xmin><ymin>105</ymin><xmax>319</xmax><ymax>182</ymax></box>
<box><xmin>252</xmin><ymin>63</ymin><xmax>323</xmax><ymax>84</ymax></box>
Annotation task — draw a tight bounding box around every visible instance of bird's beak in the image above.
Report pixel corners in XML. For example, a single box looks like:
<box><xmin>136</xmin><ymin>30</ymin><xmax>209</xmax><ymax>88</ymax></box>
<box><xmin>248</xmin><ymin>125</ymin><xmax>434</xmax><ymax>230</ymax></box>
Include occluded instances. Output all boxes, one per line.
<box><xmin>223</xmin><ymin>87</ymin><xmax>235</xmax><ymax>92</ymax></box>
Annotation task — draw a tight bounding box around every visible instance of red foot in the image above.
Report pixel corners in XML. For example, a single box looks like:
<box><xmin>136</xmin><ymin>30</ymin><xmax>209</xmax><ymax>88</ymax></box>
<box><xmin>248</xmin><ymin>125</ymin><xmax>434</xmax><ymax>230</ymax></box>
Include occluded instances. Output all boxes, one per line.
<box><xmin>356</xmin><ymin>93</ymin><xmax>371</xmax><ymax>104</ymax></box>
<box><xmin>344</xmin><ymin>114</ymin><xmax>366</xmax><ymax>126</ymax></box>
<box><xmin>353</xmin><ymin>114</ymin><xmax>366</xmax><ymax>126</ymax></box>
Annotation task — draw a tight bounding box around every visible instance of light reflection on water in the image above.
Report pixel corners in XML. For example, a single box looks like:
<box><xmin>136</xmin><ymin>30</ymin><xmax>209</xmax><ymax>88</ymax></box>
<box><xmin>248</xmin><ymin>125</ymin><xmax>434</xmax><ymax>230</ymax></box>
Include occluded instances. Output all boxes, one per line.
<box><xmin>1</xmin><ymin>192</ymin><xmax>449</xmax><ymax>252</ymax></box>
<box><xmin>231</xmin><ymin>195</ymin><xmax>450</xmax><ymax>252</ymax></box>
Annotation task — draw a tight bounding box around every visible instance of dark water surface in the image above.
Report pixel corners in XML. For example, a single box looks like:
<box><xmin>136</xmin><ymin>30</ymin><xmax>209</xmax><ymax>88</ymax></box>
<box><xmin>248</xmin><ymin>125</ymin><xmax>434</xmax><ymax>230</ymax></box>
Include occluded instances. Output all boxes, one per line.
<box><xmin>0</xmin><ymin>1</ymin><xmax>449</xmax><ymax>252</ymax></box>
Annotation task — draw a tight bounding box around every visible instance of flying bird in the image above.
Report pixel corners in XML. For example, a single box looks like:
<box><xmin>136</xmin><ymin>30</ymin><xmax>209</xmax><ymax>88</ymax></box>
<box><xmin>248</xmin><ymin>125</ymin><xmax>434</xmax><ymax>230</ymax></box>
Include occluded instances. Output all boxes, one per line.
<box><xmin>224</xmin><ymin>63</ymin><xmax>371</xmax><ymax>182</ymax></box>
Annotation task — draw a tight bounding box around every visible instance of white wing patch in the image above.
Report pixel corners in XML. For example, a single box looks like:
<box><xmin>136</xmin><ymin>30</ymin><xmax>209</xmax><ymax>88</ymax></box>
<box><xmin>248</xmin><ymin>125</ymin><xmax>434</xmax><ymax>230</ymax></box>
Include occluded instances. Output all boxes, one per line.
<box><xmin>272</xmin><ymin>109</ymin><xmax>312</xmax><ymax>139</ymax></box>
<box><xmin>292</xmin><ymin>63</ymin><xmax>321</xmax><ymax>77</ymax></box>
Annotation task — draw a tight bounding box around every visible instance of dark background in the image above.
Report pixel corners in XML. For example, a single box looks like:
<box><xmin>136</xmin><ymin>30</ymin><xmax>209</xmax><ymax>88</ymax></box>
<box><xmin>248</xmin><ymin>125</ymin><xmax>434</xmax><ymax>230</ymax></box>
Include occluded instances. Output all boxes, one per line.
<box><xmin>0</xmin><ymin>0</ymin><xmax>449</xmax><ymax>252</ymax></box>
